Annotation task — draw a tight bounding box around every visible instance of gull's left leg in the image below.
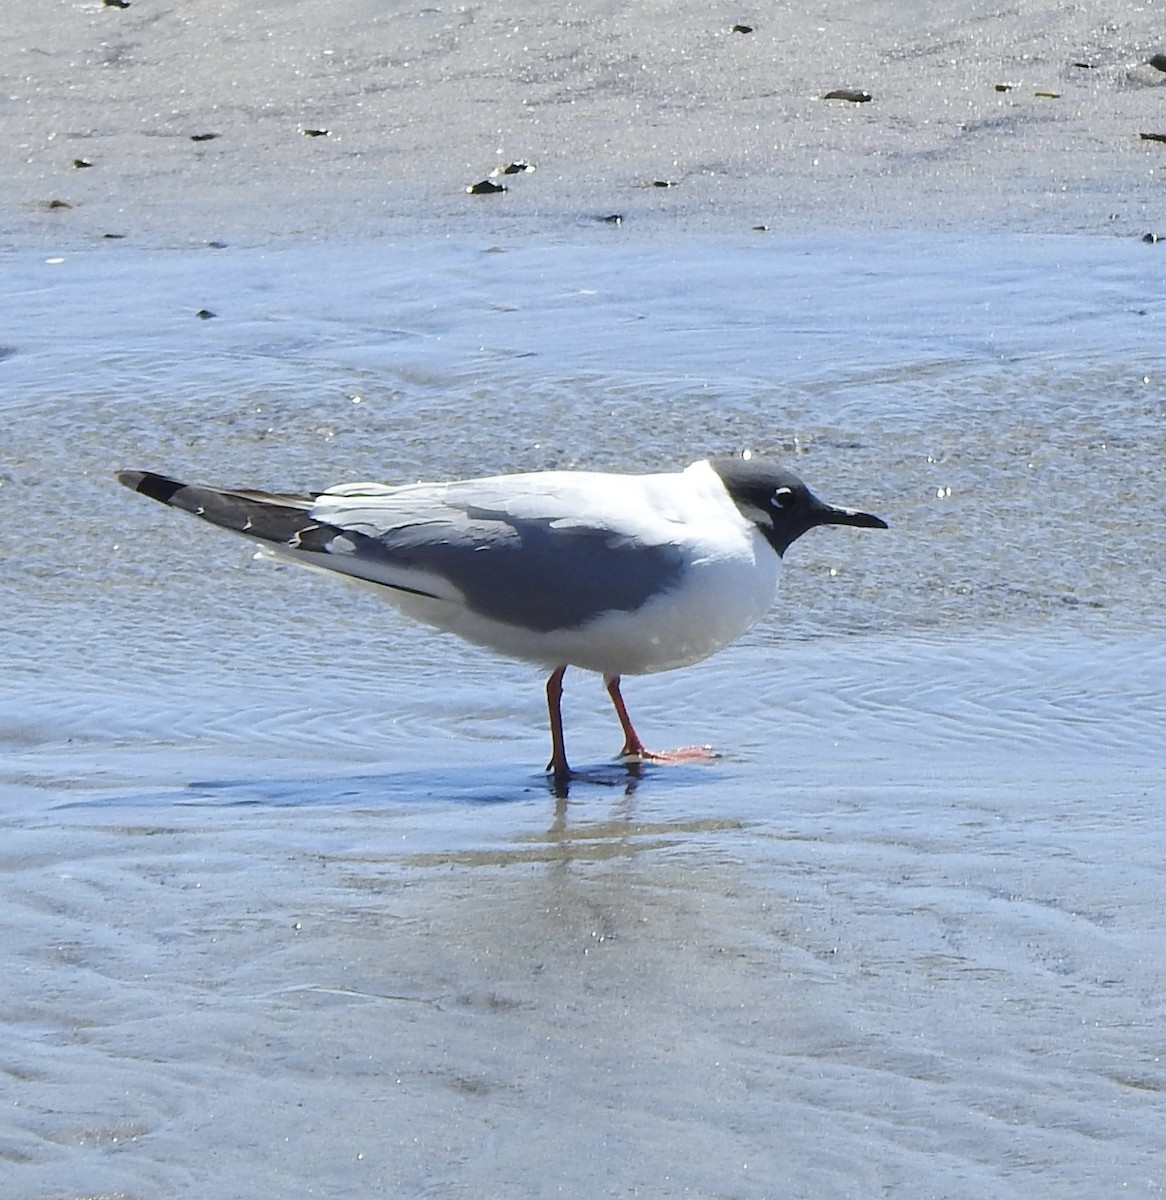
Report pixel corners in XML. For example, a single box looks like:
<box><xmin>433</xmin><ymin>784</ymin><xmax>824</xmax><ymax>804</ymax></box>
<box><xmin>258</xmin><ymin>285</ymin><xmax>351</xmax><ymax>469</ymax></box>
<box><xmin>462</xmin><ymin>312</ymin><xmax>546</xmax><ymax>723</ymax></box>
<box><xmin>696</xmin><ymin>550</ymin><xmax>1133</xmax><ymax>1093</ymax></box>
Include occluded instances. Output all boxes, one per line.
<box><xmin>604</xmin><ymin>675</ymin><xmax>715</xmax><ymax>763</ymax></box>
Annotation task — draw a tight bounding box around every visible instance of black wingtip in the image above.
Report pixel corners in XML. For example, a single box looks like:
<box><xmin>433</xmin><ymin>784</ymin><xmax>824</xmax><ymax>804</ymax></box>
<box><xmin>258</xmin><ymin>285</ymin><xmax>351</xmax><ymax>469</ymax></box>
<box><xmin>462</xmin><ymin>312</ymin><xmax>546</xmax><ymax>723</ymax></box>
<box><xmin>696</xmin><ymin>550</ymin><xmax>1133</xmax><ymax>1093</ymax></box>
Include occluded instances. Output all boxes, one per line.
<box><xmin>117</xmin><ymin>470</ymin><xmax>186</xmax><ymax>505</ymax></box>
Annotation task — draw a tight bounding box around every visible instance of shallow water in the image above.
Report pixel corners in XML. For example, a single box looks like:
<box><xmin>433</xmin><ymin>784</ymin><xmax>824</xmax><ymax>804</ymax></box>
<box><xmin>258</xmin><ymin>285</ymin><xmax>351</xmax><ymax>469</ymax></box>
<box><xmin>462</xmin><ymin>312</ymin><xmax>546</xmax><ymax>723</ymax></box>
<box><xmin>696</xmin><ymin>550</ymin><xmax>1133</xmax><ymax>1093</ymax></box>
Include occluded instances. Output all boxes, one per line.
<box><xmin>2</xmin><ymin>232</ymin><xmax>1164</xmax><ymax>1197</ymax></box>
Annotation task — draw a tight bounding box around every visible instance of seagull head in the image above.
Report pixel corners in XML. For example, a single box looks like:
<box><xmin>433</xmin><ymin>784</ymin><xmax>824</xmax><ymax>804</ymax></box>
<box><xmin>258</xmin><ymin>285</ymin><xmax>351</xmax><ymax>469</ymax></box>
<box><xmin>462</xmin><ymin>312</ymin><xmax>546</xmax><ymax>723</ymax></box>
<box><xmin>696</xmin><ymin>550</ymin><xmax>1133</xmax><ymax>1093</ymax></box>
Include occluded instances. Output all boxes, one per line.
<box><xmin>708</xmin><ymin>456</ymin><xmax>888</xmax><ymax>558</ymax></box>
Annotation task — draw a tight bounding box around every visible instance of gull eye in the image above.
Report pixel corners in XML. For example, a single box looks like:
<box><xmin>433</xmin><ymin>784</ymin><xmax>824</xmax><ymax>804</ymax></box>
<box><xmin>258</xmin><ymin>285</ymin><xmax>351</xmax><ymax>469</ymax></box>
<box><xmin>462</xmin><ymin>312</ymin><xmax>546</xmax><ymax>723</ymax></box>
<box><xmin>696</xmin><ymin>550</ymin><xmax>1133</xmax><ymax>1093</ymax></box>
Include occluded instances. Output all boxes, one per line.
<box><xmin>771</xmin><ymin>486</ymin><xmax>795</xmax><ymax>509</ymax></box>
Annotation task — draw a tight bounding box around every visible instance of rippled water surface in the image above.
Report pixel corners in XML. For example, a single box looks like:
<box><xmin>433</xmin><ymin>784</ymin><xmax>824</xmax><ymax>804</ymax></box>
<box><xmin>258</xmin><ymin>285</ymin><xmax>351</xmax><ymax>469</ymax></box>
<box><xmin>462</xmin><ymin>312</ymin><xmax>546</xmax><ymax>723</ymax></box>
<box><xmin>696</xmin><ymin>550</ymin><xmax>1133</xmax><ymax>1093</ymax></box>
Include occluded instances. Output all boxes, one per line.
<box><xmin>2</xmin><ymin>233</ymin><xmax>1164</xmax><ymax>1197</ymax></box>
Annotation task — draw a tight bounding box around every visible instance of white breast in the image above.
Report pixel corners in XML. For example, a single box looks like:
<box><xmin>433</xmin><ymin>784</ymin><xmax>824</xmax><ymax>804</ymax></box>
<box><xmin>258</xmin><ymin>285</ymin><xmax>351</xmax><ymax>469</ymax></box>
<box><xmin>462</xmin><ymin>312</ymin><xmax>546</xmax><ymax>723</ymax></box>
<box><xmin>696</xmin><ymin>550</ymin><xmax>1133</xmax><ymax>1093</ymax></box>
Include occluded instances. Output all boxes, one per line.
<box><xmin>367</xmin><ymin>460</ymin><xmax>783</xmax><ymax>676</ymax></box>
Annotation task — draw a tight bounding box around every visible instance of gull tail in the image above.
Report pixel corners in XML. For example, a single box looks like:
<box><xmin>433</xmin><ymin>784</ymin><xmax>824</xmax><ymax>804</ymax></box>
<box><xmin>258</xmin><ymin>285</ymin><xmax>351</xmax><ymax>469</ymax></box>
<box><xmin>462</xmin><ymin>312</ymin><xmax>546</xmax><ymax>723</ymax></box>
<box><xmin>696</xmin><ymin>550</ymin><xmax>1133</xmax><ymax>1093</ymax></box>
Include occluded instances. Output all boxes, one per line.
<box><xmin>116</xmin><ymin>470</ymin><xmax>445</xmax><ymax>602</ymax></box>
<box><xmin>116</xmin><ymin>470</ymin><xmax>325</xmax><ymax>546</ymax></box>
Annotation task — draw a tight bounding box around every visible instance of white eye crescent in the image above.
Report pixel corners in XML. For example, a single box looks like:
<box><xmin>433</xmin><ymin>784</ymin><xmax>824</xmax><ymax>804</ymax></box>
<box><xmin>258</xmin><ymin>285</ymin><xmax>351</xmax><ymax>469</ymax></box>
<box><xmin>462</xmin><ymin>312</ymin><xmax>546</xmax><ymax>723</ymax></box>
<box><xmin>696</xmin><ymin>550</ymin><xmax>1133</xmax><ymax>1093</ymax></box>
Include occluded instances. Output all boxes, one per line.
<box><xmin>772</xmin><ymin>487</ymin><xmax>795</xmax><ymax>509</ymax></box>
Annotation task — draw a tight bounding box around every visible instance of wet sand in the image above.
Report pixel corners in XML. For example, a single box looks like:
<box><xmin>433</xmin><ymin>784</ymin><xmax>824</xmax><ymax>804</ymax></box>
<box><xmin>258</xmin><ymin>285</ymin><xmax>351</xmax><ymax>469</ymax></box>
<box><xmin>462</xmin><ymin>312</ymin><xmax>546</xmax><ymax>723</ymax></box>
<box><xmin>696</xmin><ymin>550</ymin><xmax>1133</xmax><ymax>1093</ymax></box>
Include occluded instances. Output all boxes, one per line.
<box><xmin>6</xmin><ymin>0</ymin><xmax>1166</xmax><ymax>245</ymax></box>
<box><xmin>6</xmin><ymin>734</ymin><xmax>1161</xmax><ymax>1198</ymax></box>
<box><xmin>3</xmin><ymin>6</ymin><xmax>1166</xmax><ymax>1199</ymax></box>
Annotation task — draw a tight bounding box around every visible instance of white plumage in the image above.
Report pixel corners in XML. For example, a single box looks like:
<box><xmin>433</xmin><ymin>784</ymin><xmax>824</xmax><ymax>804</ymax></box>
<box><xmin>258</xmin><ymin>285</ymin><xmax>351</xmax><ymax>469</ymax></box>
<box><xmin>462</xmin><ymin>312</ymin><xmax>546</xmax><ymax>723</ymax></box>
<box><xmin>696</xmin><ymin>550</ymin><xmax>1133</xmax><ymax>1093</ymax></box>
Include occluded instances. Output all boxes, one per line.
<box><xmin>118</xmin><ymin>455</ymin><xmax>886</xmax><ymax>785</ymax></box>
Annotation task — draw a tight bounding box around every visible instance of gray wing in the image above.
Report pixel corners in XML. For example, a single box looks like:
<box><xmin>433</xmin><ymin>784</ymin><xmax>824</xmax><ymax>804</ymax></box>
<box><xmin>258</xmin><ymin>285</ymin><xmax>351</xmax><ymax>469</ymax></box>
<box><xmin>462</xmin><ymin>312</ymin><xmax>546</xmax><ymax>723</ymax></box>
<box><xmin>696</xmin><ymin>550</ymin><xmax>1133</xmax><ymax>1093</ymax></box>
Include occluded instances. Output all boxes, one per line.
<box><xmin>318</xmin><ymin>490</ymin><xmax>688</xmax><ymax>632</ymax></box>
<box><xmin>119</xmin><ymin>470</ymin><xmax>687</xmax><ymax>632</ymax></box>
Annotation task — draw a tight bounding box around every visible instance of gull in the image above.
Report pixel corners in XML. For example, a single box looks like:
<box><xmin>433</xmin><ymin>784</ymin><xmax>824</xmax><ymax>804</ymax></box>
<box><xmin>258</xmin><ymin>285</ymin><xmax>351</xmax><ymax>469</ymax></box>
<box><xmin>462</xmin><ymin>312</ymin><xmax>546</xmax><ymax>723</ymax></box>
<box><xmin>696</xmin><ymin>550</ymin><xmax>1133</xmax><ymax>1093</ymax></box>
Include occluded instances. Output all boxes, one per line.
<box><xmin>117</xmin><ymin>456</ymin><xmax>886</xmax><ymax>783</ymax></box>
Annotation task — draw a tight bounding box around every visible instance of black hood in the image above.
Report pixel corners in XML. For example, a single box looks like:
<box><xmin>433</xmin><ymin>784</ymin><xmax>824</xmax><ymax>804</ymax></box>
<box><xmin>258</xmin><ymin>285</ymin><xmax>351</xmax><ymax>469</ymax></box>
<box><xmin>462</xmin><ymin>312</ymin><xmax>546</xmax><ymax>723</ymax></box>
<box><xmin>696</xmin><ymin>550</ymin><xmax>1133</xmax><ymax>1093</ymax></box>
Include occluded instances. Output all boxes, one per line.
<box><xmin>707</xmin><ymin>456</ymin><xmax>887</xmax><ymax>557</ymax></box>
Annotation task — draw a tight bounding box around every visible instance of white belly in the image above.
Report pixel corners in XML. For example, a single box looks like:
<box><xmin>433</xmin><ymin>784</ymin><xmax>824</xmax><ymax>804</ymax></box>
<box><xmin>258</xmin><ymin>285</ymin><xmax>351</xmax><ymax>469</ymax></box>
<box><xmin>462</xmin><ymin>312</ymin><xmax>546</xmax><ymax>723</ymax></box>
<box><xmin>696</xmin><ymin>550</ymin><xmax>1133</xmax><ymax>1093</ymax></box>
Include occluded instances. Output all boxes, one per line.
<box><xmin>274</xmin><ymin>457</ymin><xmax>783</xmax><ymax>678</ymax></box>
<box><xmin>384</xmin><ymin>526</ymin><xmax>781</xmax><ymax>677</ymax></box>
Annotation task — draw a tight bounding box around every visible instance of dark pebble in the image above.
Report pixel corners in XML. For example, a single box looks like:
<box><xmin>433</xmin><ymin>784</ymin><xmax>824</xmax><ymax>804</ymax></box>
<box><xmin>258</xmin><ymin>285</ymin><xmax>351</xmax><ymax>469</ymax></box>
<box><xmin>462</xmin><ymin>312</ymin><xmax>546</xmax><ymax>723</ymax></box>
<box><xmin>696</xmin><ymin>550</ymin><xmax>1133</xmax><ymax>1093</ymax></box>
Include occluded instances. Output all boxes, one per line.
<box><xmin>495</xmin><ymin>161</ymin><xmax>535</xmax><ymax>175</ymax></box>
<box><xmin>1149</xmin><ymin>54</ymin><xmax>1166</xmax><ymax>72</ymax></box>
<box><xmin>103</xmin><ymin>0</ymin><xmax>131</xmax><ymax>7</ymax></box>
<box><xmin>301</xmin><ymin>128</ymin><xmax>330</xmax><ymax>137</ymax></box>
<box><xmin>190</xmin><ymin>133</ymin><xmax>220</xmax><ymax>142</ymax></box>
<box><xmin>195</xmin><ymin>309</ymin><xmax>216</xmax><ymax>320</ymax></box>
<box><xmin>467</xmin><ymin>179</ymin><xmax>506</xmax><ymax>194</ymax></box>
<box><xmin>731</xmin><ymin>25</ymin><xmax>753</xmax><ymax>34</ymax></box>
<box><xmin>72</xmin><ymin>158</ymin><xmax>93</xmax><ymax>169</ymax></box>
<box><xmin>823</xmin><ymin>89</ymin><xmax>872</xmax><ymax>103</ymax></box>
<box><xmin>1139</xmin><ymin>132</ymin><xmax>1166</xmax><ymax>143</ymax></box>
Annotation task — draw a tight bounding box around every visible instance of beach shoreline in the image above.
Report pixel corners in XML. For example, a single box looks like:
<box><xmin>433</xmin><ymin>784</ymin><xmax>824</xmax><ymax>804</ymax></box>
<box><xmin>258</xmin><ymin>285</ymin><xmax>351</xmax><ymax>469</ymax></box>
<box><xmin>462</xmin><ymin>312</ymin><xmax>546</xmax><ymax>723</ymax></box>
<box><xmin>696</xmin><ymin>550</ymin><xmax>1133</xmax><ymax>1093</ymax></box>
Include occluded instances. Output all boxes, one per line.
<box><xmin>6</xmin><ymin>1</ymin><xmax>1166</xmax><ymax>250</ymax></box>
<box><xmin>4</xmin><ymin>7</ymin><xmax>1166</xmax><ymax>1197</ymax></box>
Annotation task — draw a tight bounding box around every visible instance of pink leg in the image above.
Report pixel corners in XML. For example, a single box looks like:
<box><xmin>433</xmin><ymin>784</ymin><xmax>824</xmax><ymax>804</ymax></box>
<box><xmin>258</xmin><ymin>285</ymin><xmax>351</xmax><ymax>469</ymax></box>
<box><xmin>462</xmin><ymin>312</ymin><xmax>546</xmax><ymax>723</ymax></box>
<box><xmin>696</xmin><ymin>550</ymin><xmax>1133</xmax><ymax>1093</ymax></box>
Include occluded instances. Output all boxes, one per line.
<box><xmin>605</xmin><ymin>675</ymin><xmax>715</xmax><ymax>763</ymax></box>
<box><xmin>605</xmin><ymin>674</ymin><xmax>650</xmax><ymax>758</ymax></box>
<box><xmin>545</xmin><ymin>665</ymin><xmax>571</xmax><ymax>782</ymax></box>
